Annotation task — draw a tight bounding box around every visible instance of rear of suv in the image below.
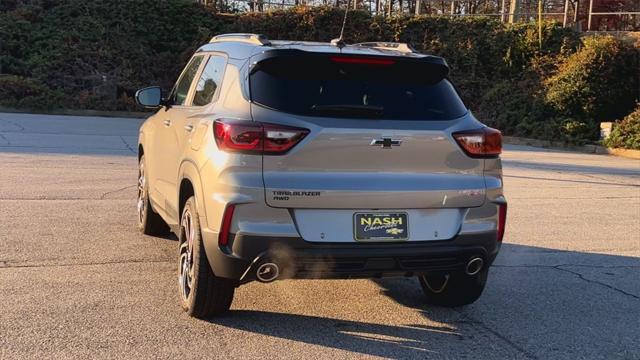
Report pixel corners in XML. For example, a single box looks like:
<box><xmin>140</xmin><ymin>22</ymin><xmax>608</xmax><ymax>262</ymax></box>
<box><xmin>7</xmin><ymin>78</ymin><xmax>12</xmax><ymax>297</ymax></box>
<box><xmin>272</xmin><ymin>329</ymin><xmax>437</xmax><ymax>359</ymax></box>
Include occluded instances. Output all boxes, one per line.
<box><xmin>135</xmin><ymin>34</ymin><xmax>507</xmax><ymax>318</ymax></box>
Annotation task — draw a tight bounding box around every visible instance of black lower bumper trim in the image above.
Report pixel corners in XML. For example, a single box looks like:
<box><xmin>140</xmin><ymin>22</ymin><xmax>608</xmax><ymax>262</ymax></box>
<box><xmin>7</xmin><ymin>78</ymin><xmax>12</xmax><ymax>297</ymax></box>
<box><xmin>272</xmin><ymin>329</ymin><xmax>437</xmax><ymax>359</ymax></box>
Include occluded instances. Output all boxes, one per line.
<box><xmin>204</xmin><ymin>232</ymin><xmax>500</xmax><ymax>283</ymax></box>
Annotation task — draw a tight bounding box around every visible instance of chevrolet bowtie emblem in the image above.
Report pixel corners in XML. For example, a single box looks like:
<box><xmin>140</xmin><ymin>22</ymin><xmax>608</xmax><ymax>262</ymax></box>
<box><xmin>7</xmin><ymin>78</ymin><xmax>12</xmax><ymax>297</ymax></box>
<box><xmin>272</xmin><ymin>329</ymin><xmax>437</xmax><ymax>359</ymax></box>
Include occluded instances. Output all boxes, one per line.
<box><xmin>370</xmin><ymin>137</ymin><xmax>402</xmax><ymax>149</ymax></box>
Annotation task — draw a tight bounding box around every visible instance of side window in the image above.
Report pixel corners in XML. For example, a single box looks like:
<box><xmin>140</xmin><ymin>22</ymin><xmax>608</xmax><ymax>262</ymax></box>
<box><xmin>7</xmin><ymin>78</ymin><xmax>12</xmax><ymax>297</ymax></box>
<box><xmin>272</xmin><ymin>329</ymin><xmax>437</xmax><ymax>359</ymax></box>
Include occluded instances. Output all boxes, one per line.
<box><xmin>192</xmin><ymin>55</ymin><xmax>227</xmax><ymax>107</ymax></box>
<box><xmin>172</xmin><ymin>56</ymin><xmax>203</xmax><ymax>106</ymax></box>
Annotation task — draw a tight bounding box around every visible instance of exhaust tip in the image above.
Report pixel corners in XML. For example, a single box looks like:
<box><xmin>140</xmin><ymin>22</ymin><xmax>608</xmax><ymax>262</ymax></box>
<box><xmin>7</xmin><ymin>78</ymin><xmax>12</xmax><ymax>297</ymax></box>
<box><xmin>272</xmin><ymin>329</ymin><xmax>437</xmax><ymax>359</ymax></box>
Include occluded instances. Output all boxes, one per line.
<box><xmin>256</xmin><ymin>262</ymin><xmax>280</xmax><ymax>283</ymax></box>
<box><xmin>465</xmin><ymin>257</ymin><xmax>484</xmax><ymax>276</ymax></box>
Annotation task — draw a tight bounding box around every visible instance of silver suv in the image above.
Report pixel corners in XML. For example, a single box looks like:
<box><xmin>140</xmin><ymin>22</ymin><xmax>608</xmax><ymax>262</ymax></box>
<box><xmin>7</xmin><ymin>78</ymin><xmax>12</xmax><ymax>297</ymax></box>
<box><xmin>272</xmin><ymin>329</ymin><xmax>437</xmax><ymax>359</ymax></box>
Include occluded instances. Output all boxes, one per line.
<box><xmin>135</xmin><ymin>34</ymin><xmax>507</xmax><ymax>318</ymax></box>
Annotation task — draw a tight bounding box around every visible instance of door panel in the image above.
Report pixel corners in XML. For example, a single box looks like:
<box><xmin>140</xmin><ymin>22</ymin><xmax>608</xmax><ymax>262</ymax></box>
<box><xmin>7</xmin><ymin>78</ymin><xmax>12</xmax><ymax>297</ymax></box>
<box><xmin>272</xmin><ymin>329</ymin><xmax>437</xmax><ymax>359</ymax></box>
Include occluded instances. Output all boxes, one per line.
<box><xmin>151</xmin><ymin>55</ymin><xmax>205</xmax><ymax>222</ymax></box>
<box><xmin>150</xmin><ymin>108</ymin><xmax>180</xmax><ymax>221</ymax></box>
<box><xmin>156</xmin><ymin>108</ymin><xmax>200</xmax><ymax>220</ymax></box>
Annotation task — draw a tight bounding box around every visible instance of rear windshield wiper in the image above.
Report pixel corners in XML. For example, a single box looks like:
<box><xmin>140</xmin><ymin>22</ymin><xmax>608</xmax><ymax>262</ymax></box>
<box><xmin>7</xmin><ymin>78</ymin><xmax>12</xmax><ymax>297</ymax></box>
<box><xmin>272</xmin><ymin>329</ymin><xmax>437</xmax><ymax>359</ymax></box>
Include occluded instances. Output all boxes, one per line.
<box><xmin>310</xmin><ymin>104</ymin><xmax>384</xmax><ymax>117</ymax></box>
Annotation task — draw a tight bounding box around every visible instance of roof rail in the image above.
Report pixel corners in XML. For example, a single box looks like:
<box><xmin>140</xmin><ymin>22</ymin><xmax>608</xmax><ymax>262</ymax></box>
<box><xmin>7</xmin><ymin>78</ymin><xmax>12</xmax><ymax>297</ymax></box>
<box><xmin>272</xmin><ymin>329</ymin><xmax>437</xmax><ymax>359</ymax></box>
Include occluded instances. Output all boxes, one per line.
<box><xmin>352</xmin><ymin>42</ymin><xmax>416</xmax><ymax>54</ymax></box>
<box><xmin>210</xmin><ymin>33</ymin><xmax>271</xmax><ymax>46</ymax></box>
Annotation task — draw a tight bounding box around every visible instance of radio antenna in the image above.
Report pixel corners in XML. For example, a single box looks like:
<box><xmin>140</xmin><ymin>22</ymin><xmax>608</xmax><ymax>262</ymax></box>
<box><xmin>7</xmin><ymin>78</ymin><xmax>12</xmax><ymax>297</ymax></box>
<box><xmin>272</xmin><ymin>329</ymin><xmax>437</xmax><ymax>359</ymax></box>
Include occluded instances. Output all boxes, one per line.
<box><xmin>331</xmin><ymin>0</ymin><xmax>350</xmax><ymax>49</ymax></box>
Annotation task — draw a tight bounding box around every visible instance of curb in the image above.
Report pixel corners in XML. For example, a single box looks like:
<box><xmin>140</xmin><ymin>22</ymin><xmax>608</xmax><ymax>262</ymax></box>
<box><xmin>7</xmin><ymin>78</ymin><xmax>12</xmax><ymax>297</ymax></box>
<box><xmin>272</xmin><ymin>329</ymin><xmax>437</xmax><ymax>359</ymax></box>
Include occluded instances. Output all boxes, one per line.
<box><xmin>503</xmin><ymin>136</ymin><xmax>640</xmax><ymax>160</ymax></box>
<box><xmin>1</xmin><ymin>109</ymin><xmax>638</xmax><ymax>160</ymax></box>
<box><xmin>0</xmin><ymin>107</ymin><xmax>148</xmax><ymax>119</ymax></box>
<box><xmin>606</xmin><ymin>148</ymin><xmax>640</xmax><ymax>160</ymax></box>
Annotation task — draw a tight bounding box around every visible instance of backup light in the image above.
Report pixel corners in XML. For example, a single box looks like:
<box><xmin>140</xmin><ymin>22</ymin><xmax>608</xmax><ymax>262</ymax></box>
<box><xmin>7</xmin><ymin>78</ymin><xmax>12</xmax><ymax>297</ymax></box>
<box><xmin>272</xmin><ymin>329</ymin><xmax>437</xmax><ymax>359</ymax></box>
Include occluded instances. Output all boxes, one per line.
<box><xmin>453</xmin><ymin>127</ymin><xmax>502</xmax><ymax>158</ymax></box>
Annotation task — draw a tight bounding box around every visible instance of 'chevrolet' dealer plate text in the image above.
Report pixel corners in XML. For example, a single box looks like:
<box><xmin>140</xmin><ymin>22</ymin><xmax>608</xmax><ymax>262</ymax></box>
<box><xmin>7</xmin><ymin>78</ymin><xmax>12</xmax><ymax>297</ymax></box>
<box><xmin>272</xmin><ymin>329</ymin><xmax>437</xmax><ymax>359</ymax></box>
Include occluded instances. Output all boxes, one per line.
<box><xmin>354</xmin><ymin>212</ymin><xmax>408</xmax><ymax>241</ymax></box>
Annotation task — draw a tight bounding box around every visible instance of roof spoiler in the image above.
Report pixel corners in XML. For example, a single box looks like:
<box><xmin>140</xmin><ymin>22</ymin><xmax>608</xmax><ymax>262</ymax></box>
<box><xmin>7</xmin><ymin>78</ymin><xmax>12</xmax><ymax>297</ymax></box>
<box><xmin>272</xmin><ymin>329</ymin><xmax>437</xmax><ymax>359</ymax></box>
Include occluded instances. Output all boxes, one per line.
<box><xmin>210</xmin><ymin>33</ymin><xmax>271</xmax><ymax>46</ymax></box>
<box><xmin>249</xmin><ymin>49</ymin><xmax>450</xmax><ymax>81</ymax></box>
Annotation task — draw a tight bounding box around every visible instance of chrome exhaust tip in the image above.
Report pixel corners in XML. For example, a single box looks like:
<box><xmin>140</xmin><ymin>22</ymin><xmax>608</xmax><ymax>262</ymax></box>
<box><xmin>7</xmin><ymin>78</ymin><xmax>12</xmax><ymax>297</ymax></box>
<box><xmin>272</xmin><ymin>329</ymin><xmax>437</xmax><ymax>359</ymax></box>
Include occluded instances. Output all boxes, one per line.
<box><xmin>256</xmin><ymin>262</ymin><xmax>280</xmax><ymax>283</ymax></box>
<box><xmin>465</xmin><ymin>257</ymin><xmax>484</xmax><ymax>276</ymax></box>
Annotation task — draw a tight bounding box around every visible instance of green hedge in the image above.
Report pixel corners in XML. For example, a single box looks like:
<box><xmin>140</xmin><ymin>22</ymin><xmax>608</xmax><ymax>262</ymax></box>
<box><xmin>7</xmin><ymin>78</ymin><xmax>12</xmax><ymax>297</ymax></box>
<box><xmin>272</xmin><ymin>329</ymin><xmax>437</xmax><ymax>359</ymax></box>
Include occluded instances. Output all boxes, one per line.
<box><xmin>1</xmin><ymin>0</ymin><xmax>639</xmax><ymax>145</ymax></box>
<box><xmin>604</xmin><ymin>105</ymin><xmax>640</xmax><ymax>150</ymax></box>
<box><xmin>479</xmin><ymin>35</ymin><xmax>639</xmax><ymax>144</ymax></box>
<box><xmin>545</xmin><ymin>36</ymin><xmax>639</xmax><ymax>133</ymax></box>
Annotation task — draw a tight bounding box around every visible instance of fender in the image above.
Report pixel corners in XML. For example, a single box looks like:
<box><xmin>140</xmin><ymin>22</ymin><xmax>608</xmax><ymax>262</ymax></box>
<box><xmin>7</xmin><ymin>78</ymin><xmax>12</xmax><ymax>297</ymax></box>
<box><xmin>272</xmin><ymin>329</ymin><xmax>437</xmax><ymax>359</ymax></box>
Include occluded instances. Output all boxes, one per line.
<box><xmin>177</xmin><ymin>159</ymin><xmax>208</xmax><ymax>226</ymax></box>
<box><xmin>138</xmin><ymin>119</ymin><xmax>167</xmax><ymax>216</ymax></box>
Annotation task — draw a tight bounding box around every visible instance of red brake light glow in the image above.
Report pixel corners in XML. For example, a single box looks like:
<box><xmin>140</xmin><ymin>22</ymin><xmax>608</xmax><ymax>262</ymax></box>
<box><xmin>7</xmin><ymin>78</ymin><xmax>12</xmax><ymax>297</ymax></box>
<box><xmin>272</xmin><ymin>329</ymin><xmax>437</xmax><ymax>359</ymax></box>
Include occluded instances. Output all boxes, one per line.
<box><xmin>452</xmin><ymin>127</ymin><xmax>502</xmax><ymax>158</ymax></box>
<box><xmin>213</xmin><ymin>120</ymin><xmax>309</xmax><ymax>155</ymax></box>
<box><xmin>329</xmin><ymin>56</ymin><xmax>395</xmax><ymax>66</ymax></box>
<box><xmin>497</xmin><ymin>203</ymin><xmax>507</xmax><ymax>242</ymax></box>
<box><xmin>218</xmin><ymin>204</ymin><xmax>235</xmax><ymax>247</ymax></box>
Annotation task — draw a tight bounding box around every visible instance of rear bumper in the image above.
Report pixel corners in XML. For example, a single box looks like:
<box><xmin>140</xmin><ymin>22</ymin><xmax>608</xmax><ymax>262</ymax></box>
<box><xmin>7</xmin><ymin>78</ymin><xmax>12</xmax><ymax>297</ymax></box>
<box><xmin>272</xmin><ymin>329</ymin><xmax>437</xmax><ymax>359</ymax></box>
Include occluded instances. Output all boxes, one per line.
<box><xmin>202</xmin><ymin>230</ymin><xmax>501</xmax><ymax>284</ymax></box>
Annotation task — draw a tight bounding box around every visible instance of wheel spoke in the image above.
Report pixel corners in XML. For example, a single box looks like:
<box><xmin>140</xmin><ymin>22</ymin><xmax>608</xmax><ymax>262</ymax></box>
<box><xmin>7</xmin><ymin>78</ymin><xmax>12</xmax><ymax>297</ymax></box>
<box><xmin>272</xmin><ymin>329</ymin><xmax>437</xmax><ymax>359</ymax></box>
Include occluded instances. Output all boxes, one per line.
<box><xmin>137</xmin><ymin>162</ymin><xmax>145</xmax><ymax>223</ymax></box>
<box><xmin>179</xmin><ymin>250</ymin><xmax>190</xmax><ymax>299</ymax></box>
<box><xmin>179</xmin><ymin>210</ymin><xmax>195</xmax><ymax>301</ymax></box>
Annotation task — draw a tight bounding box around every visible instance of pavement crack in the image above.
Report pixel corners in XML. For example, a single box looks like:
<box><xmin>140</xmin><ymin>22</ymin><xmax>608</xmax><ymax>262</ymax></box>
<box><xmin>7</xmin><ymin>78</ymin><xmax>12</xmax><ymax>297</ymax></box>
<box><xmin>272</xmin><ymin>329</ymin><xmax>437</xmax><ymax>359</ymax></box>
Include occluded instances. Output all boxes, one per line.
<box><xmin>494</xmin><ymin>264</ymin><xmax>640</xmax><ymax>300</ymax></box>
<box><xmin>0</xmin><ymin>118</ymin><xmax>25</xmax><ymax>131</ymax></box>
<box><xmin>508</xmin><ymin>196</ymin><xmax>640</xmax><ymax>200</ymax></box>
<box><xmin>454</xmin><ymin>310</ymin><xmax>538</xmax><ymax>359</ymax></box>
<box><xmin>0</xmin><ymin>132</ymin><xmax>10</xmax><ymax>145</ymax></box>
<box><xmin>579</xmin><ymin>173</ymin><xmax>640</xmax><ymax>186</ymax></box>
<box><xmin>494</xmin><ymin>264</ymin><xmax>640</xmax><ymax>269</ymax></box>
<box><xmin>100</xmin><ymin>184</ymin><xmax>136</xmax><ymax>199</ymax></box>
<box><xmin>504</xmin><ymin>175</ymin><xmax>640</xmax><ymax>188</ymax></box>
<box><xmin>553</xmin><ymin>265</ymin><xmax>640</xmax><ymax>300</ymax></box>
<box><xmin>0</xmin><ymin>130</ymin><xmax>133</xmax><ymax>137</ymax></box>
<box><xmin>0</xmin><ymin>258</ymin><xmax>173</xmax><ymax>269</ymax></box>
<box><xmin>120</xmin><ymin>136</ymin><xmax>137</xmax><ymax>154</ymax></box>
<box><xmin>0</xmin><ymin>197</ymin><xmax>131</xmax><ymax>201</ymax></box>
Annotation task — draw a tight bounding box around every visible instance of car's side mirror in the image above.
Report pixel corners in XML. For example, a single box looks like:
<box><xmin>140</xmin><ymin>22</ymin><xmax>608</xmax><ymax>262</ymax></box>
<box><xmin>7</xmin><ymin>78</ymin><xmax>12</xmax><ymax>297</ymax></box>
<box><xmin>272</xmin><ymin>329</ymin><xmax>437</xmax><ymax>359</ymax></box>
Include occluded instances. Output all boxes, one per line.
<box><xmin>135</xmin><ymin>86</ymin><xmax>163</xmax><ymax>108</ymax></box>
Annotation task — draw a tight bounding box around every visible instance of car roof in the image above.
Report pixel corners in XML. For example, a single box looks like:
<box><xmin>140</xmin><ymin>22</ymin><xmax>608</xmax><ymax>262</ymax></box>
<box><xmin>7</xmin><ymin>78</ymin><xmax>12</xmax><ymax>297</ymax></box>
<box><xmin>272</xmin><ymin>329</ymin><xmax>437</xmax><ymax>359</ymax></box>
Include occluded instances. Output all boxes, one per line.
<box><xmin>262</xmin><ymin>40</ymin><xmax>434</xmax><ymax>59</ymax></box>
<box><xmin>197</xmin><ymin>33</ymin><xmax>442</xmax><ymax>61</ymax></box>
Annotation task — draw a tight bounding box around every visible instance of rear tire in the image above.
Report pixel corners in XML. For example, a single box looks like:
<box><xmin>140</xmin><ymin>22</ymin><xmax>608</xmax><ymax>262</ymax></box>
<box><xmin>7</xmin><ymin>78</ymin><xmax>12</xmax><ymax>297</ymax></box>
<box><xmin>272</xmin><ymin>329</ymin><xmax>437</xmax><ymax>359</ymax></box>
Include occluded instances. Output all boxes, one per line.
<box><xmin>418</xmin><ymin>269</ymin><xmax>488</xmax><ymax>307</ymax></box>
<box><xmin>137</xmin><ymin>156</ymin><xmax>169</xmax><ymax>236</ymax></box>
<box><xmin>179</xmin><ymin>197</ymin><xmax>235</xmax><ymax>318</ymax></box>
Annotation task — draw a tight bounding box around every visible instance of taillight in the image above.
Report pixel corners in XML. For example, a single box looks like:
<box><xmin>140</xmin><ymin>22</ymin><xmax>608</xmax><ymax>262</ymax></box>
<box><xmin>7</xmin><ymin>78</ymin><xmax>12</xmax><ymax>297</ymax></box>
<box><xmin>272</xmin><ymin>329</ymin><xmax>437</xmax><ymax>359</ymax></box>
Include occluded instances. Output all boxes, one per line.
<box><xmin>452</xmin><ymin>127</ymin><xmax>502</xmax><ymax>158</ymax></box>
<box><xmin>497</xmin><ymin>203</ymin><xmax>507</xmax><ymax>242</ymax></box>
<box><xmin>218</xmin><ymin>204</ymin><xmax>235</xmax><ymax>247</ymax></box>
<box><xmin>213</xmin><ymin>120</ymin><xmax>308</xmax><ymax>155</ymax></box>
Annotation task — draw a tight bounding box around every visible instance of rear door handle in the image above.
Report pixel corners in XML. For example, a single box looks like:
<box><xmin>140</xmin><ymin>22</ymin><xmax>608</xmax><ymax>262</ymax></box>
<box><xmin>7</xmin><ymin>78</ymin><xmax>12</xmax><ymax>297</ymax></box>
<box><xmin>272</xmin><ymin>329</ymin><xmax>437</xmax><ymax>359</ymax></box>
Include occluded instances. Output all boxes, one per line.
<box><xmin>163</xmin><ymin>120</ymin><xmax>171</xmax><ymax>127</ymax></box>
<box><xmin>184</xmin><ymin>124</ymin><xmax>194</xmax><ymax>132</ymax></box>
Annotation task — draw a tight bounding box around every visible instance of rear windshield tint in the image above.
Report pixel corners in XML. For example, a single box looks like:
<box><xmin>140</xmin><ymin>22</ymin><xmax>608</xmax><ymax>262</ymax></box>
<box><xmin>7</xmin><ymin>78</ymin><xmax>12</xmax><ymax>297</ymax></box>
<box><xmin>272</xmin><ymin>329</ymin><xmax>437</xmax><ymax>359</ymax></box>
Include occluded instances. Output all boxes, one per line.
<box><xmin>249</xmin><ymin>55</ymin><xmax>467</xmax><ymax>120</ymax></box>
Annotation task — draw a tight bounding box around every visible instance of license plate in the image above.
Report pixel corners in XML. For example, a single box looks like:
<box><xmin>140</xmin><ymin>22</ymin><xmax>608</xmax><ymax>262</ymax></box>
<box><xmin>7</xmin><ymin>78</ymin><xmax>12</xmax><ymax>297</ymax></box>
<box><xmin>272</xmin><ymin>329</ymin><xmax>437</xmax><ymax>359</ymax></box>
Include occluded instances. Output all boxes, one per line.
<box><xmin>354</xmin><ymin>212</ymin><xmax>408</xmax><ymax>241</ymax></box>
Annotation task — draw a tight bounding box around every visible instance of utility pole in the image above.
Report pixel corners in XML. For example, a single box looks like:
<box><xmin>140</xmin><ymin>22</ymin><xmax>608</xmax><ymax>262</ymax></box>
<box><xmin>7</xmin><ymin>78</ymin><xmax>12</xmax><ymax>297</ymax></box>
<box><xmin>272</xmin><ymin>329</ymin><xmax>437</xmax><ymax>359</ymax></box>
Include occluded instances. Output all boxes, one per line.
<box><xmin>563</xmin><ymin>0</ymin><xmax>570</xmax><ymax>27</ymax></box>
<box><xmin>509</xmin><ymin>0</ymin><xmax>521</xmax><ymax>23</ymax></box>
<box><xmin>587</xmin><ymin>0</ymin><xmax>594</xmax><ymax>30</ymax></box>
<box><xmin>501</xmin><ymin>0</ymin><xmax>508</xmax><ymax>22</ymax></box>
<box><xmin>573</xmin><ymin>0</ymin><xmax>580</xmax><ymax>30</ymax></box>
<box><xmin>538</xmin><ymin>0</ymin><xmax>543</xmax><ymax>50</ymax></box>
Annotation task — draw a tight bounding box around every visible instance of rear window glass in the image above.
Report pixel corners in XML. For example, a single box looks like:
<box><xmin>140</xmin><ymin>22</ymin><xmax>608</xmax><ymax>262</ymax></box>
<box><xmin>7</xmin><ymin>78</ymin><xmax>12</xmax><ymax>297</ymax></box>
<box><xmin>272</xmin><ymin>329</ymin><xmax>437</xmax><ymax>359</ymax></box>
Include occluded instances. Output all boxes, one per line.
<box><xmin>249</xmin><ymin>55</ymin><xmax>467</xmax><ymax>120</ymax></box>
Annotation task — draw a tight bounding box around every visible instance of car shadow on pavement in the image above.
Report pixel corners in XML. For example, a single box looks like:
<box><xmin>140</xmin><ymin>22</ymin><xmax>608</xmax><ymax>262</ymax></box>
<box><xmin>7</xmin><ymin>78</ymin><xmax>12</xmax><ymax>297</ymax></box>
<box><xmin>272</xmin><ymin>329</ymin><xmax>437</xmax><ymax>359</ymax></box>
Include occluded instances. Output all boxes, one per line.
<box><xmin>373</xmin><ymin>243</ymin><xmax>640</xmax><ymax>358</ymax></box>
<box><xmin>208</xmin><ymin>244</ymin><xmax>640</xmax><ymax>358</ymax></box>
<box><xmin>212</xmin><ymin>309</ymin><xmax>461</xmax><ymax>358</ymax></box>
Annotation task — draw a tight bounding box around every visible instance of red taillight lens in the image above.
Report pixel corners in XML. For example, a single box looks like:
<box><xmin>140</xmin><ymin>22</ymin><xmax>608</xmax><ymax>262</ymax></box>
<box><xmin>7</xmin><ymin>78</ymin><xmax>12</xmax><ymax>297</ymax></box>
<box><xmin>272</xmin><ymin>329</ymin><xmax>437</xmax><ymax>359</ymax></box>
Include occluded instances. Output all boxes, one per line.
<box><xmin>452</xmin><ymin>127</ymin><xmax>502</xmax><ymax>158</ymax></box>
<box><xmin>218</xmin><ymin>204</ymin><xmax>235</xmax><ymax>247</ymax></box>
<box><xmin>497</xmin><ymin>203</ymin><xmax>507</xmax><ymax>242</ymax></box>
<box><xmin>329</xmin><ymin>56</ymin><xmax>395</xmax><ymax>66</ymax></box>
<box><xmin>214</xmin><ymin>120</ymin><xmax>263</xmax><ymax>153</ymax></box>
<box><xmin>213</xmin><ymin>120</ymin><xmax>308</xmax><ymax>155</ymax></box>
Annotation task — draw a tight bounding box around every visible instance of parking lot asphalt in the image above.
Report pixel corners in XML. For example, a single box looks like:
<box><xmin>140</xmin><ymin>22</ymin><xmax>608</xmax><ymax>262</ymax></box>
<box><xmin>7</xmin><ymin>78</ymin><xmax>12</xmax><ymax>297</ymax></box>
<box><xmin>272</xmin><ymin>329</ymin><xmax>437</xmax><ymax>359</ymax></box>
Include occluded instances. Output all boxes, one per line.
<box><xmin>0</xmin><ymin>112</ymin><xmax>639</xmax><ymax>359</ymax></box>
